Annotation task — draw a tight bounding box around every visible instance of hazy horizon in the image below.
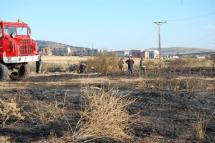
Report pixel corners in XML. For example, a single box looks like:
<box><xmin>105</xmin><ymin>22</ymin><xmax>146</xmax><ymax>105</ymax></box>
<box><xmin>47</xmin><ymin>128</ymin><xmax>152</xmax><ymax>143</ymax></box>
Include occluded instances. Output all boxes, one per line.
<box><xmin>1</xmin><ymin>0</ymin><xmax>215</xmax><ymax>50</ymax></box>
<box><xmin>36</xmin><ymin>40</ymin><xmax>215</xmax><ymax>51</ymax></box>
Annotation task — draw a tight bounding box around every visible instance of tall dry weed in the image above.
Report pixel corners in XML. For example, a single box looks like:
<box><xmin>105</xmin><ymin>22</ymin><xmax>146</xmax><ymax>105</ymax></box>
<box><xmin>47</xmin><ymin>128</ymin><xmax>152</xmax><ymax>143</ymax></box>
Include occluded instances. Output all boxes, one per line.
<box><xmin>71</xmin><ymin>87</ymin><xmax>134</xmax><ymax>142</ymax></box>
<box><xmin>168</xmin><ymin>58</ymin><xmax>212</xmax><ymax>68</ymax></box>
<box><xmin>0</xmin><ymin>98</ymin><xmax>24</xmax><ymax>127</ymax></box>
<box><xmin>82</xmin><ymin>54</ymin><xmax>119</xmax><ymax>74</ymax></box>
<box><xmin>193</xmin><ymin>113</ymin><xmax>209</xmax><ymax>140</ymax></box>
<box><xmin>30</xmin><ymin>101</ymin><xmax>64</xmax><ymax>125</ymax></box>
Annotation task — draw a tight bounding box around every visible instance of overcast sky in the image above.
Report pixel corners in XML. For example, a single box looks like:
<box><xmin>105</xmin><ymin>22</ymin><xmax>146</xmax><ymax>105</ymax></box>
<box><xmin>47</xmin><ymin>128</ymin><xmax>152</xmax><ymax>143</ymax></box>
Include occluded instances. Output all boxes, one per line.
<box><xmin>1</xmin><ymin>0</ymin><xmax>215</xmax><ymax>50</ymax></box>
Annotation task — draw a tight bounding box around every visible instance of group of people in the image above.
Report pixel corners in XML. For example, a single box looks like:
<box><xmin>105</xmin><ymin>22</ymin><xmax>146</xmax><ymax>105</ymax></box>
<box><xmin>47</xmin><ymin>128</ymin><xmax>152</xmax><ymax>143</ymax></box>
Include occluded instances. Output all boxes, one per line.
<box><xmin>118</xmin><ymin>56</ymin><xmax>145</xmax><ymax>75</ymax></box>
<box><xmin>77</xmin><ymin>56</ymin><xmax>145</xmax><ymax>75</ymax></box>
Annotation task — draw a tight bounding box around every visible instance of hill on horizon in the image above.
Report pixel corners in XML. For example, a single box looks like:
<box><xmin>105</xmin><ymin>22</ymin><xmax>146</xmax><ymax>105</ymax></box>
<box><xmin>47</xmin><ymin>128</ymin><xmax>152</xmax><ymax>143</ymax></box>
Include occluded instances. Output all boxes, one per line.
<box><xmin>36</xmin><ymin>40</ymin><xmax>88</xmax><ymax>51</ymax></box>
<box><xmin>36</xmin><ymin>40</ymin><xmax>215</xmax><ymax>56</ymax></box>
<box><xmin>154</xmin><ymin>47</ymin><xmax>215</xmax><ymax>56</ymax></box>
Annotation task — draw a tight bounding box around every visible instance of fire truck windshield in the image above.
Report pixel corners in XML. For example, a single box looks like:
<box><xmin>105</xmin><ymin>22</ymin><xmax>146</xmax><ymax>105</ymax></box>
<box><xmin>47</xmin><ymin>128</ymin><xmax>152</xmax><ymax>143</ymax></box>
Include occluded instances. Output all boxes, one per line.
<box><xmin>17</xmin><ymin>27</ymin><xmax>28</xmax><ymax>35</ymax></box>
<box><xmin>4</xmin><ymin>26</ymin><xmax>16</xmax><ymax>36</ymax></box>
<box><xmin>4</xmin><ymin>26</ymin><xmax>28</xmax><ymax>36</ymax></box>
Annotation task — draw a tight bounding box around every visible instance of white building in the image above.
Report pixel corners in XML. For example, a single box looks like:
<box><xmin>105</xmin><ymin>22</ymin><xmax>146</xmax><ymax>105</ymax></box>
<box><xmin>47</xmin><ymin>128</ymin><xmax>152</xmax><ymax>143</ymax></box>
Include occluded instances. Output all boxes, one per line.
<box><xmin>196</xmin><ymin>55</ymin><xmax>206</xmax><ymax>59</ymax></box>
<box><xmin>64</xmin><ymin>47</ymin><xmax>72</xmax><ymax>55</ymax></box>
<box><xmin>149</xmin><ymin>50</ymin><xmax>159</xmax><ymax>59</ymax></box>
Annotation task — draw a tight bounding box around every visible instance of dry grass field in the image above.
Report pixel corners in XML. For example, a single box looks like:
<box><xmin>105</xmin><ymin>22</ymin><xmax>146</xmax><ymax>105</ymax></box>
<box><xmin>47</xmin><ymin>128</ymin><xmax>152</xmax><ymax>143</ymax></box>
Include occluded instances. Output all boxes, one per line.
<box><xmin>42</xmin><ymin>56</ymin><xmax>91</xmax><ymax>64</ymax></box>
<box><xmin>0</xmin><ymin>55</ymin><xmax>215</xmax><ymax>143</ymax></box>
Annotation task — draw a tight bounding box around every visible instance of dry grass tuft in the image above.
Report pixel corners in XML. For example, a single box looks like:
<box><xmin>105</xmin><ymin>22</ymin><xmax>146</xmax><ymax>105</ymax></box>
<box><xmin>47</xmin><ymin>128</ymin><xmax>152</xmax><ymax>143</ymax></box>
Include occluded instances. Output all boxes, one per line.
<box><xmin>82</xmin><ymin>54</ymin><xmax>119</xmax><ymax>74</ymax></box>
<box><xmin>30</xmin><ymin>101</ymin><xmax>64</xmax><ymax>125</ymax></box>
<box><xmin>168</xmin><ymin>58</ymin><xmax>213</xmax><ymax>68</ymax></box>
<box><xmin>71</xmin><ymin>87</ymin><xmax>135</xmax><ymax>142</ymax></box>
<box><xmin>0</xmin><ymin>98</ymin><xmax>24</xmax><ymax>127</ymax></box>
<box><xmin>0</xmin><ymin>136</ymin><xmax>12</xmax><ymax>143</ymax></box>
<box><xmin>193</xmin><ymin>114</ymin><xmax>209</xmax><ymax>140</ymax></box>
<box><xmin>138</xmin><ymin>77</ymin><xmax>208</xmax><ymax>92</ymax></box>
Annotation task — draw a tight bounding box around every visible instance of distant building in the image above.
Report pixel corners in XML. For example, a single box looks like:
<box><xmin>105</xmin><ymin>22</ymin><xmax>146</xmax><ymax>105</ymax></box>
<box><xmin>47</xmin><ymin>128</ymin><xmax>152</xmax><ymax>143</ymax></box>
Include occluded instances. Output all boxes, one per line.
<box><xmin>107</xmin><ymin>50</ymin><xmax>130</xmax><ymax>57</ymax></box>
<box><xmin>87</xmin><ymin>49</ymin><xmax>98</xmax><ymax>56</ymax></box>
<box><xmin>111</xmin><ymin>51</ymin><xmax>124</xmax><ymax>56</ymax></box>
<box><xmin>41</xmin><ymin>47</ymin><xmax>52</xmax><ymax>55</ymax></box>
<box><xmin>165</xmin><ymin>55</ymin><xmax>180</xmax><ymax>59</ymax></box>
<box><xmin>196</xmin><ymin>55</ymin><xmax>206</xmax><ymax>59</ymax></box>
<box><xmin>64</xmin><ymin>47</ymin><xmax>72</xmax><ymax>55</ymax></box>
<box><xmin>149</xmin><ymin>50</ymin><xmax>159</xmax><ymax>59</ymax></box>
<box><xmin>108</xmin><ymin>50</ymin><xmax>127</xmax><ymax>57</ymax></box>
<box><xmin>52</xmin><ymin>48</ymin><xmax>65</xmax><ymax>56</ymax></box>
<box><xmin>63</xmin><ymin>47</ymin><xmax>78</xmax><ymax>56</ymax></box>
<box><xmin>74</xmin><ymin>48</ymin><xmax>98</xmax><ymax>56</ymax></box>
<box><xmin>124</xmin><ymin>50</ymin><xmax>130</xmax><ymax>56</ymax></box>
<box><xmin>142</xmin><ymin>51</ymin><xmax>150</xmax><ymax>59</ymax></box>
<box><xmin>130</xmin><ymin>49</ymin><xmax>150</xmax><ymax>59</ymax></box>
<box><xmin>130</xmin><ymin>50</ymin><xmax>141</xmax><ymax>58</ymax></box>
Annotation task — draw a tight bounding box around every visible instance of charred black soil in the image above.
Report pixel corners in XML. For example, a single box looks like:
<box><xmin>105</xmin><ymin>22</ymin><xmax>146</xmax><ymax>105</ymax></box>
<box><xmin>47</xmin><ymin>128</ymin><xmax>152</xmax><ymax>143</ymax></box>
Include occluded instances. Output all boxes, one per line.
<box><xmin>0</xmin><ymin>73</ymin><xmax>214</xmax><ymax>143</ymax></box>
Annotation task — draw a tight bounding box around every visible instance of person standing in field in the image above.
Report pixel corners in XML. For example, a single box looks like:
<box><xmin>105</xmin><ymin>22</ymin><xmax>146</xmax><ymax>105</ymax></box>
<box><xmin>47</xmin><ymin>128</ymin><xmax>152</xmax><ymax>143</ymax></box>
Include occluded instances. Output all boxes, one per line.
<box><xmin>126</xmin><ymin>56</ymin><xmax>134</xmax><ymax>75</ymax></box>
<box><xmin>36</xmin><ymin>54</ymin><xmax>42</xmax><ymax>73</ymax></box>
<box><xmin>139</xmin><ymin>57</ymin><xmax>145</xmax><ymax>75</ymax></box>
<box><xmin>79</xmin><ymin>63</ymin><xmax>87</xmax><ymax>73</ymax></box>
<box><xmin>118</xmin><ymin>58</ymin><xmax>124</xmax><ymax>72</ymax></box>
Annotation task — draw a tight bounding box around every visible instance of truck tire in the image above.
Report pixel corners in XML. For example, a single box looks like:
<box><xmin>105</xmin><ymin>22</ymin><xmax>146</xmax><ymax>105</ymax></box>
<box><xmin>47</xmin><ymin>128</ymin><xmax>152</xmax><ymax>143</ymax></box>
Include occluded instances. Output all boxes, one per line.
<box><xmin>10</xmin><ymin>64</ymin><xmax>30</xmax><ymax>81</ymax></box>
<box><xmin>0</xmin><ymin>63</ymin><xmax>9</xmax><ymax>81</ymax></box>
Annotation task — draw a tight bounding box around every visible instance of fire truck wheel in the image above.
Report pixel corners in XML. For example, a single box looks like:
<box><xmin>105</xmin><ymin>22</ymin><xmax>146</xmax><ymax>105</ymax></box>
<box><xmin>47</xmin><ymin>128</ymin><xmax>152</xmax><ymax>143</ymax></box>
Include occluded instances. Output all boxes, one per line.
<box><xmin>10</xmin><ymin>64</ymin><xmax>30</xmax><ymax>81</ymax></box>
<box><xmin>0</xmin><ymin>63</ymin><xmax>9</xmax><ymax>81</ymax></box>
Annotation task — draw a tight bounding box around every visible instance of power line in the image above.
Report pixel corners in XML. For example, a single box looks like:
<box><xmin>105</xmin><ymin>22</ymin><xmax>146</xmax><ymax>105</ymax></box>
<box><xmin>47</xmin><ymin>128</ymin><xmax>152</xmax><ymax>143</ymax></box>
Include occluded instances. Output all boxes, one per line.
<box><xmin>168</xmin><ymin>11</ymin><xmax>215</xmax><ymax>22</ymax></box>
<box><xmin>180</xmin><ymin>0</ymin><xmax>183</xmax><ymax>5</ymax></box>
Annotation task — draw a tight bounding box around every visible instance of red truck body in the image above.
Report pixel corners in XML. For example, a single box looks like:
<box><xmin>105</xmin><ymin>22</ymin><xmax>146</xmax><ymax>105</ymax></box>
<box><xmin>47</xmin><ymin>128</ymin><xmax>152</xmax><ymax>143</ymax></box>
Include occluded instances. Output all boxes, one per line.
<box><xmin>0</xmin><ymin>21</ymin><xmax>40</xmax><ymax>64</ymax></box>
<box><xmin>0</xmin><ymin>20</ymin><xmax>41</xmax><ymax>81</ymax></box>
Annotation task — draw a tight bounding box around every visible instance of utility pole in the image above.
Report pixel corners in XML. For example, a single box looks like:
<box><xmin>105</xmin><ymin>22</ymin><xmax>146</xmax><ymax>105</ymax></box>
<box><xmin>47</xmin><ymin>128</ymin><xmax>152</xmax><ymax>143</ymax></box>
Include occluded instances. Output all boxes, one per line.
<box><xmin>153</xmin><ymin>21</ymin><xmax>166</xmax><ymax>69</ymax></box>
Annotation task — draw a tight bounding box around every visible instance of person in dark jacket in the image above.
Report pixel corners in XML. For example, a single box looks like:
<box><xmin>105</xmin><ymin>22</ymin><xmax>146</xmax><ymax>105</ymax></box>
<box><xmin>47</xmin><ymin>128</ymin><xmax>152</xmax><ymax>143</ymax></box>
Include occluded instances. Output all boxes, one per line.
<box><xmin>36</xmin><ymin>54</ymin><xmax>42</xmax><ymax>73</ymax></box>
<box><xmin>125</xmin><ymin>56</ymin><xmax>134</xmax><ymax>75</ymax></box>
<box><xmin>79</xmin><ymin>63</ymin><xmax>87</xmax><ymax>73</ymax></box>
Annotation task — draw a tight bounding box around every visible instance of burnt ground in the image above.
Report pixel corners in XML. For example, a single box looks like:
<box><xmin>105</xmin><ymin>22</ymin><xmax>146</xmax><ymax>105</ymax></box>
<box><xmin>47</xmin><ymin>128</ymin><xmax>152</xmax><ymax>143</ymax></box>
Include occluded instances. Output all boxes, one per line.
<box><xmin>0</xmin><ymin>72</ymin><xmax>214</xmax><ymax>143</ymax></box>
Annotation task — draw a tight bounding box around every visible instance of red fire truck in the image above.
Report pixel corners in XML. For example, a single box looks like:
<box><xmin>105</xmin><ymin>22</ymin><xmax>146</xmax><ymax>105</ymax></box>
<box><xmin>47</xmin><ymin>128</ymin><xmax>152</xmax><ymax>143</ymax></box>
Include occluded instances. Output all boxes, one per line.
<box><xmin>0</xmin><ymin>20</ymin><xmax>41</xmax><ymax>81</ymax></box>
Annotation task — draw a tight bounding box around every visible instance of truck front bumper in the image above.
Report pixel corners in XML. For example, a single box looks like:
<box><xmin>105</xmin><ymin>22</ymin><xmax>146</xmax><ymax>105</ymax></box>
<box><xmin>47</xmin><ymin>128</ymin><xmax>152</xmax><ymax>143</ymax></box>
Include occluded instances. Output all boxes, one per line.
<box><xmin>3</xmin><ymin>55</ymin><xmax>40</xmax><ymax>63</ymax></box>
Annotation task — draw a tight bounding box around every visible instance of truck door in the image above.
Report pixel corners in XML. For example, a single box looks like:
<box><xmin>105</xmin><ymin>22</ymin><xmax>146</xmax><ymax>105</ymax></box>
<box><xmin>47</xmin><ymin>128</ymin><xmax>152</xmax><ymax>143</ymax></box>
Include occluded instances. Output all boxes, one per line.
<box><xmin>0</xmin><ymin>26</ymin><xmax>3</xmax><ymax>57</ymax></box>
<box><xmin>0</xmin><ymin>26</ymin><xmax>2</xmax><ymax>46</ymax></box>
<box><xmin>2</xmin><ymin>26</ymin><xmax>18</xmax><ymax>57</ymax></box>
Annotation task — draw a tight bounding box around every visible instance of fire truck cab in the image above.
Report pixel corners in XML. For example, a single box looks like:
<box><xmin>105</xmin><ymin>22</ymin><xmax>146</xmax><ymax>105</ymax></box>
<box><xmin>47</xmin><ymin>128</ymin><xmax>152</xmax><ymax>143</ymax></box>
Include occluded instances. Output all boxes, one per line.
<box><xmin>0</xmin><ymin>20</ymin><xmax>40</xmax><ymax>81</ymax></box>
